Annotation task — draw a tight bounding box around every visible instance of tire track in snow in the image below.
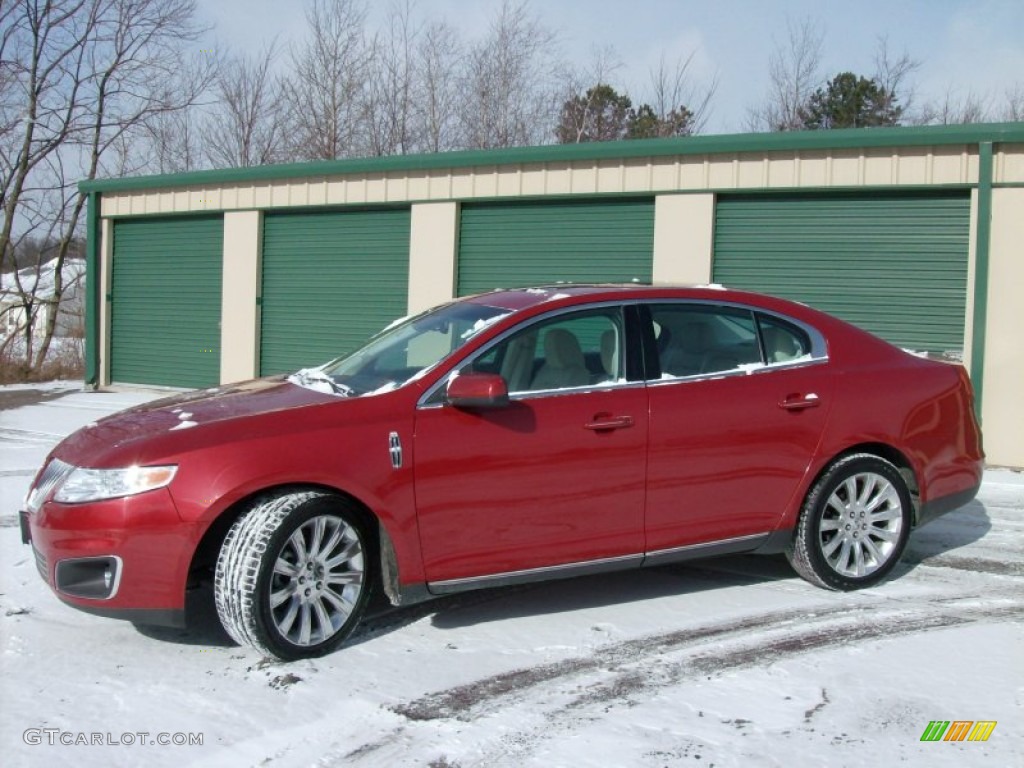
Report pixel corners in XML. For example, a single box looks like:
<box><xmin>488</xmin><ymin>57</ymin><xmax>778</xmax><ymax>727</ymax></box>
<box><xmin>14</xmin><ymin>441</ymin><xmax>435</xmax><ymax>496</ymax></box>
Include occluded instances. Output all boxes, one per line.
<box><xmin>341</xmin><ymin>594</ymin><xmax>1023</xmax><ymax>765</ymax></box>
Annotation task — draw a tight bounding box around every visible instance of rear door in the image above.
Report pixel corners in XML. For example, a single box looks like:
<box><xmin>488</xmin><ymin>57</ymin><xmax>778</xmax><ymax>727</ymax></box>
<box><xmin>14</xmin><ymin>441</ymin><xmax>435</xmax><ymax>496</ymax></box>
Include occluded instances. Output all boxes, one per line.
<box><xmin>643</xmin><ymin>303</ymin><xmax>834</xmax><ymax>553</ymax></box>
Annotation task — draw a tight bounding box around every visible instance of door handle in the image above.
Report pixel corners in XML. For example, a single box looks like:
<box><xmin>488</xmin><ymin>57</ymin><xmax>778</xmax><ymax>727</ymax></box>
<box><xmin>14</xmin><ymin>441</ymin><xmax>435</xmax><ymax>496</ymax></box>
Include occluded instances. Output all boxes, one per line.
<box><xmin>584</xmin><ymin>415</ymin><xmax>635</xmax><ymax>431</ymax></box>
<box><xmin>779</xmin><ymin>393</ymin><xmax>821</xmax><ymax>411</ymax></box>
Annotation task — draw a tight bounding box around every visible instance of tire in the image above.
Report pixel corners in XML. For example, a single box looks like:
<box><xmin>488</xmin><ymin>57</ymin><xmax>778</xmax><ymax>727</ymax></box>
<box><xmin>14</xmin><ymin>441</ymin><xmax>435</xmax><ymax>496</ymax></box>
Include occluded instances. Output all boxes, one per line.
<box><xmin>214</xmin><ymin>491</ymin><xmax>372</xmax><ymax>660</ymax></box>
<box><xmin>786</xmin><ymin>453</ymin><xmax>912</xmax><ymax>591</ymax></box>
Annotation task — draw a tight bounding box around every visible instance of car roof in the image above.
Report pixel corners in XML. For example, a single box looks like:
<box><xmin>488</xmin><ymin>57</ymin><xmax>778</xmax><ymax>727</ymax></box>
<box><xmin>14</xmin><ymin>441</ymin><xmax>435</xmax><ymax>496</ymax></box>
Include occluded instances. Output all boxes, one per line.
<box><xmin>462</xmin><ymin>283</ymin><xmax>788</xmax><ymax>312</ymax></box>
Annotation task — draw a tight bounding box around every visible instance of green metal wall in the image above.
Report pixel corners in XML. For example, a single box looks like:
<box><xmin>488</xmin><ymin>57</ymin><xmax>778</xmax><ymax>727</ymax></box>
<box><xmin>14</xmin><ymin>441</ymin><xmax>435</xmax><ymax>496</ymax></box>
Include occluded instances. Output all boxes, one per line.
<box><xmin>457</xmin><ymin>199</ymin><xmax>655</xmax><ymax>295</ymax></box>
<box><xmin>713</xmin><ymin>191</ymin><xmax>971</xmax><ymax>353</ymax></box>
<box><xmin>110</xmin><ymin>215</ymin><xmax>223</xmax><ymax>388</ymax></box>
<box><xmin>260</xmin><ymin>209</ymin><xmax>411</xmax><ymax>375</ymax></box>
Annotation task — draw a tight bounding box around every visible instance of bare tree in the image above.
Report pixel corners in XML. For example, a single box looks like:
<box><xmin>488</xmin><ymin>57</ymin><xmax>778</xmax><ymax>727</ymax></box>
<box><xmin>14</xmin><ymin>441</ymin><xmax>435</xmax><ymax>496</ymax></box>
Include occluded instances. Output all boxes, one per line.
<box><xmin>362</xmin><ymin>0</ymin><xmax>419</xmax><ymax>156</ymax></box>
<box><xmin>204</xmin><ymin>42</ymin><xmax>287</xmax><ymax>167</ymax></box>
<box><xmin>1005</xmin><ymin>83</ymin><xmax>1024</xmax><ymax>121</ymax></box>
<box><xmin>746</xmin><ymin>17</ymin><xmax>823</xmax><ymax>132</ymax></box>
<box><xmin>414</xmin><ymin>18</ymin><xmax>463</xmax><ymax>152</ymax></box>
<box><xmin>640</xmin><ymin>52</ymin><xmax>717</xmax><ymax>135</ymax></box>
<box><xmin>285</xmin><ymin>0</ymin><xmax>370</xmax><ymax>160</ymax></box>
<box><xmin>461</xmin><ymin>0</ymin><xmax>560</xmax><ymax>149</ymax></box>
<box><xmin>0</xmin><ymin>0</ymin><xmax>210</xmax><ymax>375</ymax></box>
<box><xmin>872</xmin><ymin>36</ymin><xmax>919</xmax><ymax>122</ymax></box>
<box><xmin>913</xmin><ymin>88</ymin><xmax>991</xmax><ymax>125</ymax></box>
<box><xmin>556</xmin><ymin>45</ymin><xmax>625</xmax><ymax>144</ymax></box>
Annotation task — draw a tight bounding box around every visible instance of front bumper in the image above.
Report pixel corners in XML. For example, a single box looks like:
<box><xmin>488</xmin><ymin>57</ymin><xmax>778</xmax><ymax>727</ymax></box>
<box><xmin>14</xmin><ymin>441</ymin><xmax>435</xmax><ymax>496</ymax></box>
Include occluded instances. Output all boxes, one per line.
<box><xmin>22</xmin><ymin>488</ymin><xmax>195</xmax><ymax>627</ymax></box>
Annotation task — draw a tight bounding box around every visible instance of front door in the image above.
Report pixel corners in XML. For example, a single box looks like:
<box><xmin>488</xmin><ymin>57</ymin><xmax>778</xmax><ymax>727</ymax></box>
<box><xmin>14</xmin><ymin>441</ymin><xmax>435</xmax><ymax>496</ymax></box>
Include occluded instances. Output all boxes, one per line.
<box><xmin>413</xmin><ymin>307</ymin><xmax>648</xmax><ymax>584</ymax></box>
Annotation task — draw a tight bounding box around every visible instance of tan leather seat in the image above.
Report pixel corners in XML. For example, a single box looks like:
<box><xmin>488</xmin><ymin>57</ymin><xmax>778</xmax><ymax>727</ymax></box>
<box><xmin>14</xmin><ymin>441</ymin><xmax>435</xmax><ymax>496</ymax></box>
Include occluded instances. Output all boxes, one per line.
<box><xmin>532</xmin><ymin>329</ymin><xmax>590</xmax><ymax>390</ymax></box>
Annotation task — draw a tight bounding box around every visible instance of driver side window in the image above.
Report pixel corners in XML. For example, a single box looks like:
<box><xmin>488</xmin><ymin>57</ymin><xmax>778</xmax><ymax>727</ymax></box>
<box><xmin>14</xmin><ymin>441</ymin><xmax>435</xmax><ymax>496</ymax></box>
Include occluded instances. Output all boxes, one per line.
<box><xmin>465</xmin><ymin>309</ymin><xmax>624</xmax><ymax>395</ymax></box>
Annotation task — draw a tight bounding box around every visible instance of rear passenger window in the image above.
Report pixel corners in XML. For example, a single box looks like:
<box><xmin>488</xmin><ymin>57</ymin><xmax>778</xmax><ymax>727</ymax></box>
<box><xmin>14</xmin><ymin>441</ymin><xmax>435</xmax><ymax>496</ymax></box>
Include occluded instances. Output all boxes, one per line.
<box><xmin>649</xmin><ymin>304</ymin><xmax>760</xmax><ymax>377</ymax></box>
<box><xmin>757</xmin><ymin>315</ymin><xmax>812</xmax><ymax>364</ymax></box>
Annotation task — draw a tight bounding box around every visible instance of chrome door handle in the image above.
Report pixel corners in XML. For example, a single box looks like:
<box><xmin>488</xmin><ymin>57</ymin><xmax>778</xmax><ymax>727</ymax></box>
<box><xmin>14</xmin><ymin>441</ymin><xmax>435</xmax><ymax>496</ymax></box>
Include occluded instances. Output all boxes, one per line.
<box><xmin>584</xmin><ymin>415</ymin><xmax>635</xmax><ymax>431</ymax></box>
<box><xmin>779</xmin><ymin>393</ymin><xmax>821</xmax><ymax>411</ymax></box>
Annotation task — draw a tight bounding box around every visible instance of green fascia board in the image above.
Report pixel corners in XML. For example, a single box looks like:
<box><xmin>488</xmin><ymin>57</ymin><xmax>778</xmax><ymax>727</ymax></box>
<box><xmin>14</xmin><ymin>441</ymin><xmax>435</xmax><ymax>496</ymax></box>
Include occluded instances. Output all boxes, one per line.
<box><xmin>79</xmin><ymin>122</ymin><xmax>1024</xmax><ymax>195</ymax></box>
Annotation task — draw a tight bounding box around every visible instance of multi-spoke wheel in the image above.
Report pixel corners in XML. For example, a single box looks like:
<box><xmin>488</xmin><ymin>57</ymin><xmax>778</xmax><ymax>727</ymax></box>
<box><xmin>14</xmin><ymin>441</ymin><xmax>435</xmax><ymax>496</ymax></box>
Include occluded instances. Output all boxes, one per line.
<box><xmin>215</xmin><ymin>491</ymin><xmax>372</xmax><ymax>660</ymax></box>
<box><xmin>787</xmin><ymin>454</ymin><xmax>912</xmax><ymax>590</ymax></box>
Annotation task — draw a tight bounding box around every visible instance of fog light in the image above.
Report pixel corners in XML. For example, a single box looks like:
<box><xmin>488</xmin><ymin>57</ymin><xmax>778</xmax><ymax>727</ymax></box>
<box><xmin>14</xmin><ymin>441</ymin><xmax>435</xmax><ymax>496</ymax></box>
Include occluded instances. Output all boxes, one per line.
<box><xmin>55</xmin><ymin>556</ymin><xmax>122</xmax><ymax>600</ymax></box>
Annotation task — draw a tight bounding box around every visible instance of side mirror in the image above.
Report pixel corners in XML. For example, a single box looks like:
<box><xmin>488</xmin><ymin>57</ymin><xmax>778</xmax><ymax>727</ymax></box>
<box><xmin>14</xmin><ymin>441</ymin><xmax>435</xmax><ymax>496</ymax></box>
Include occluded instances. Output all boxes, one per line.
<box><xmin>446</xmin><ymin>373</ymin><xmax>510</xmax><ymax>409</ymax></box>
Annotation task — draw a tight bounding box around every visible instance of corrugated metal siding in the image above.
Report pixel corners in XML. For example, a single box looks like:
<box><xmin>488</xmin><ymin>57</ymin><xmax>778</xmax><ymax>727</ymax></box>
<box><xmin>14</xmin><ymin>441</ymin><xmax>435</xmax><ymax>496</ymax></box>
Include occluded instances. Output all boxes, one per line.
<box><xmin>260</xmin><ymin>209</ymin><xmax>411</xmax><ymax>375</ymax></box>
<box><xmin>713</xmin><ymin>192</ymin><xmax>970</xmax><ymax>353</ymax></box>
<box><xmin>458</xmin><ymin>199</ymin><xmax>654</xmax><ymax>295</ymax></box>
<box><xmin>110</xmin><ymin>216</ymin><xmax>223</xmax><ymax>388</ymax></box>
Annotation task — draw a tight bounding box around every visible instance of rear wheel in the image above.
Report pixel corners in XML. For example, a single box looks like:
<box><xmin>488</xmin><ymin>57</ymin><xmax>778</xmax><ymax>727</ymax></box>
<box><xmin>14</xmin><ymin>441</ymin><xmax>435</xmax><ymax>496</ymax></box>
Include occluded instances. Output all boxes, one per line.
<box><xmin>787</xmin><ymin>454</ymin><xmax>912</xmax><ymax>590</ymax></box>
<box><xmin>215</xmin><ymin>491</ymin><xmax>372</xmax><ymax>660</ymax></box>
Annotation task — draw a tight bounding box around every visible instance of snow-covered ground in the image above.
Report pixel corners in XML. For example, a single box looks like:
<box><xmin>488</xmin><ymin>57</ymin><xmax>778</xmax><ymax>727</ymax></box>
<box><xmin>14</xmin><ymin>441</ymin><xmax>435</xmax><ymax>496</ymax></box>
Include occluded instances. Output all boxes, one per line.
<box><xmin>1</xmin><ymin>385</ymin><xmax>1021</xmax><ymax>767</ymax></box>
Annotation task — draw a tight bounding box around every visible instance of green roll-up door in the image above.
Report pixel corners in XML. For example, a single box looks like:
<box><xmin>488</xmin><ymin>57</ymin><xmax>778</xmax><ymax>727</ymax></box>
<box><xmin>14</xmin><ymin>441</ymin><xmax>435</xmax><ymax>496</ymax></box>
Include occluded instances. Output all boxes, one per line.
<box><xmin>713</xmin><ymin>191</ymin><xmax>970</xmax><ymax>354</ymax></box>
<box><xmin>110</xmin><ymin>215</ymin><xmax>223</xmax><ymax>388</ymax></box>
<box><xmin>260</xmin><ymin>209</ymin><xmax>410</xmax><ymax>375</ymax></box>
<box><xmin>458</xmin><ymin>199</ymin><xmax>654</xmax><ymax>295</ymax></box>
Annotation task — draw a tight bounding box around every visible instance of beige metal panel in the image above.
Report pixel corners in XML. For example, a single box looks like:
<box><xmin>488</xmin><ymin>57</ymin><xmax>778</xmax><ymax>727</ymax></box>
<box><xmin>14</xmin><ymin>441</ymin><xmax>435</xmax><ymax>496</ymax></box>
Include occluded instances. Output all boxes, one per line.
<box><xmin>932</xmin><ymin>149</ymin><xmax>966</xmax><ymax>184</ymax></box>
<box><xmin>96</xmin><ymin>144</ymin><xmax>996</xmax><ymax>215</ymax></box>
<box><xmin>596</xmin><ymin>161</ymin><xmax>623</xmax><ymax>193</ymax></box>
<box><xmin>981</xmin><ymin>188</ymin><xmax>1024</xmax><ymax>468</ymax></box>
<box><xmin>623</xmin><ymin>158</ymin><xmax>652</xmax><ymax>191</ymax></box>
<box><xmin>707</xmin><ymin>156</ymin><xmax>736</xmax><ymax>189</ymax></box>
<box><xmin>520</xmin><ymin>163</ymin><xmax>546</xmax><ymax>196</ymax></box>
<box><xmin>99</xmin><ymin>218</ymin><xmax>114</xmax><ymax>387</ymax></box>
<box><xmin>497</xmin><ymin>166</ymin><xmax>522</xmax><ymax>196</ymax></box>
<box><xmin>652</xmin><ymin>194</ymin><xmax>714</xmax><ymax>285</ymax></box>
<box><xmin>407</xmin><ymin>172</ymin><xmax>429</xmax><ymax>200</ymax></box>
<box><xmin>830</xmin><ymin>152</ymin><xmax>862</xmax><ymax>186</ymax></box>
<box><xmin>736</xmin><ymin>153</ymin><xmax>766</xmax><ymax>187</ymax></box>
<box><xmin>408</xmin><ymin>202</ymin><xmax>458</xmax><ymax>314</ymax></box>
<box><xmin>863</xmin><ymin>149</ymin><xmax>896</xmax><ymax>185</ymax></box>
<box><xmin>543</xmin><ymin>163</ymin><xmax>572</xmax><ymax>195</ymax></box>
<box><xmin>570</xmin><ymin>161</ymin><xmax>598</xmax><ymax>194</ymax></box>
<box><xmin>995</xmin><ymin>143</ymin><xmax>1024</xmax><ymax>182</ymax></box>
<box><xmin>680</xmin><ymin>156</ymin><xmax>711</xmax><ymax>188</ymax></box>
<box><xmin>220</xmin><ymin>211</ymin><xmax>261</xmax><ymax>384</ymax></box>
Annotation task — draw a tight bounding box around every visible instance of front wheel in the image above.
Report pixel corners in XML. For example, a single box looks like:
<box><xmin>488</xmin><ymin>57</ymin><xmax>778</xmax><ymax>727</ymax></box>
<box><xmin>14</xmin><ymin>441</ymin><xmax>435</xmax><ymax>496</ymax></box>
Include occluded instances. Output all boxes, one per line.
<box><xmin>215</xmin><ymin>491</ymin><xmax>372</xmax><ymax>660</ymax></box>
<box><xmin>787</xmin><ymin>454</ymin><xmax>912</xmax><ymax>590</ymax></box>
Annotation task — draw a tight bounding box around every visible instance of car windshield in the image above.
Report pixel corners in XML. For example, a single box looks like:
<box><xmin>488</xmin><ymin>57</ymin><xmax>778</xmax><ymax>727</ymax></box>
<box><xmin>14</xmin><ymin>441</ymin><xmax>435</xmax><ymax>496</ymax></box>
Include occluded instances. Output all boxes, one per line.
<box><xmin>289</xmin><ymin>302</ymin><xmax>512</xmax><ymax>396</ymax></box>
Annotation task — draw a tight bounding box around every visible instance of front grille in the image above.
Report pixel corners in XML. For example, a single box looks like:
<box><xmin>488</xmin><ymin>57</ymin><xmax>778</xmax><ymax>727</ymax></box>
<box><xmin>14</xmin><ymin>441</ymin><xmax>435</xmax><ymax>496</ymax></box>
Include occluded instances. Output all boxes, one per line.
<box><xmin>33</xmin><ymin>545</ymin><xmax>49</xmax><ymax>582</ymax></box>
<box><xmin>25</xmin><ymin>458</ymin><xmax>74</xmax><ymax>513</ymax></box>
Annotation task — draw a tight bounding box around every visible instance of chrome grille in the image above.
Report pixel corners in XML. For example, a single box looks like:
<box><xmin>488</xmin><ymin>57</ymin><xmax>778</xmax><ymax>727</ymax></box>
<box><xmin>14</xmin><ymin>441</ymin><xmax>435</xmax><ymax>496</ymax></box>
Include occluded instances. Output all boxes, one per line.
<box><xmin>33</xmin><ymin>544</ymin><xmax>49</xmax><ymax>582</ymax></box>
<box><xmin>25</xmin><ymin>458</ymin><xmax>74</xmax><ymax>513</ymax></box>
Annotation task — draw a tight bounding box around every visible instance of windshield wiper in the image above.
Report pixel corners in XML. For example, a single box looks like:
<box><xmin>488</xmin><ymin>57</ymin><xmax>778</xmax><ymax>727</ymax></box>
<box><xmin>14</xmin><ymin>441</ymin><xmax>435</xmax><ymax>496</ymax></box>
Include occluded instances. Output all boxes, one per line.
<box><xmin>287</xmin><ymin>368</ymin><xmax>355</xmax><ymax>397</ymax></box>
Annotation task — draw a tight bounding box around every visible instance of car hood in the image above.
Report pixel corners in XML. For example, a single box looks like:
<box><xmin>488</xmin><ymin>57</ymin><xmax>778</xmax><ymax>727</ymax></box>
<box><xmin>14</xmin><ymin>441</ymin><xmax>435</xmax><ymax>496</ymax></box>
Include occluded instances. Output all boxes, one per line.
<box><xmin>54</xmin><ymin>377</ymin><xmax>339</xmax><ymax>465</ymax></box>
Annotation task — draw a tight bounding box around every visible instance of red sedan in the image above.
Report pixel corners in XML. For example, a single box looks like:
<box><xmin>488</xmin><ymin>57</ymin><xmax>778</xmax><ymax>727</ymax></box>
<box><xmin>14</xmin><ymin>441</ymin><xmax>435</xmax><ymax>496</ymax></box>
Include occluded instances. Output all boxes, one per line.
<box><xmin>20</xmin><ymin>285</ymin><xmax>984</xmax><ymax>660</ymax></box>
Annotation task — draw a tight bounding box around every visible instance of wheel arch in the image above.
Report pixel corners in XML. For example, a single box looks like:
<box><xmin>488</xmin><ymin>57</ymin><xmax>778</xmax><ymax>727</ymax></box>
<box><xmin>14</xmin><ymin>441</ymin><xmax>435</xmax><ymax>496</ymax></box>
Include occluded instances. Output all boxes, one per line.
<box><xmin>813</xmin><ymin>442</ymin><xmax>922</xmax><ymax>524</ymax></box>
<box><xmin>187</xmin><ymin>482</ymin><xmax>390</xmax><ymax>594</ymax></box>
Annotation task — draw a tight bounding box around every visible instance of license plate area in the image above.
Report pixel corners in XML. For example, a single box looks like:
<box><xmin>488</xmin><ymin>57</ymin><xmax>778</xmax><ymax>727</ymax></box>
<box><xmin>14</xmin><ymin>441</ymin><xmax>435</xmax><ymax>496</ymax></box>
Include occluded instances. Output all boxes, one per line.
<box><xmin>19</xmin><ymin>510</ymin><xmax>31</xmax><ymax>545</ymax></box>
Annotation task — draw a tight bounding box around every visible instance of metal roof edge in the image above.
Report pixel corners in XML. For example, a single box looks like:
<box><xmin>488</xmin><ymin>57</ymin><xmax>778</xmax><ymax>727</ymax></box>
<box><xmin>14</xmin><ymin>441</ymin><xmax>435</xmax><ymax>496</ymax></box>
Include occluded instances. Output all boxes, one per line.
<box><xmin>79</xmin><ymin>122</ymin><xmax>1024</xmax><ymax>194</ymax></box>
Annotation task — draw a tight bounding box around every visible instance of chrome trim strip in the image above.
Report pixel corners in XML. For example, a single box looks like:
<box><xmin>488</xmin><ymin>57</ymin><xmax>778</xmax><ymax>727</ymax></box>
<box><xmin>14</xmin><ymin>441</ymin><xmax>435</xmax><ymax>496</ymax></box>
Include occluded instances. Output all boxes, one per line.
<box><xmin>426</xmin><ymin>532</ymin><xmax>777</xmax><ymax>594</ymax></box>
<box><xmin>54</xmin><ymin>555</ymin><xmax>124</xmax><ymax>600</ymax></box>
<box><xmin>646</xmin><ymin>357</ymin><xmax>829</xmax><ymax>387</ymax></box>
<box><xmin>644</xmin><ymin>533</ymin><xmax>769</xmax><ymax>560</ymax></box>
<box><xmin>429</xmin><ymin>552</ymin><xmax>643</xmax><ymax>592</ymax></box>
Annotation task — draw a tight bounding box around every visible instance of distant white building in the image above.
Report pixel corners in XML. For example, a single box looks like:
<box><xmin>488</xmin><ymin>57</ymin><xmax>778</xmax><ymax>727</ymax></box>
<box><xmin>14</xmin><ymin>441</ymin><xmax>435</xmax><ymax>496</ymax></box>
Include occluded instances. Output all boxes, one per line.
<box><xmin>0</xmin><ymin>259</ymin><xmax>86</xmax><ymax>340</ymax></box>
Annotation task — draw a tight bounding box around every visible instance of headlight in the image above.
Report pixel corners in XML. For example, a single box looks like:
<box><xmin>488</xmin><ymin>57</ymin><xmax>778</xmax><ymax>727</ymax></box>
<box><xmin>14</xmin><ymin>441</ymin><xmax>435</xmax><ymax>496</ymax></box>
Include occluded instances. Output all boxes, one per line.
<box><xmin>53</xmin><ymin>465</ymin><xmax>178</xmax><ymax>504</ymax></box>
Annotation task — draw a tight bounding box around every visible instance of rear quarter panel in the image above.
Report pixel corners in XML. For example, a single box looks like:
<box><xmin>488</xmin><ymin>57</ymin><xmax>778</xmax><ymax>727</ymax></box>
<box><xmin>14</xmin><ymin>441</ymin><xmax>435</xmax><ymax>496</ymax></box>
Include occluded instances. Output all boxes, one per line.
<box><xmin>814</xmin><ymin>353</ymin><xmax>983</xmax><ymax>514</ymax></box>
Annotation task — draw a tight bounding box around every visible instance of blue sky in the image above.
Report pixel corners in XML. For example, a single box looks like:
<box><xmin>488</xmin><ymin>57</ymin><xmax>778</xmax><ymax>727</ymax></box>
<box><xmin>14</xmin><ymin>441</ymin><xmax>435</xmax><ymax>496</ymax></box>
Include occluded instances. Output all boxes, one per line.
<box><xmin>198</xmin><ymin>0</ymin><xmax>1024</xmax><ymax>133</ymax></box>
